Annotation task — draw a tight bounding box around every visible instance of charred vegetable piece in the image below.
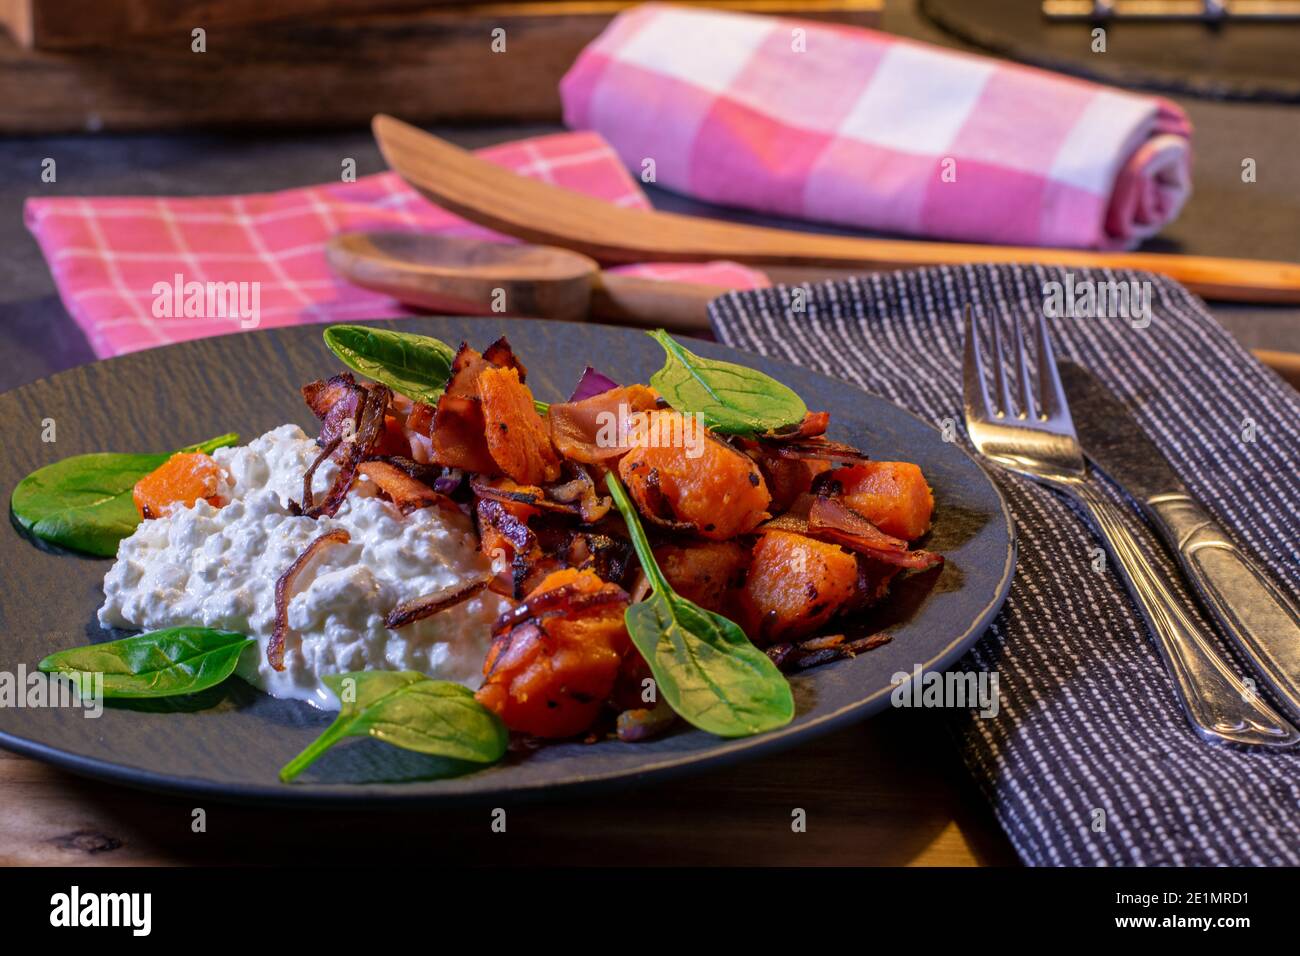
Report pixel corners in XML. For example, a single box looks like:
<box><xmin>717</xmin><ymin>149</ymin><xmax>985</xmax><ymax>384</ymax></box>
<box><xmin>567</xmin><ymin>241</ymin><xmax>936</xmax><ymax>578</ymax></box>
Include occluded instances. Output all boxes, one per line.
<box><xmin>476</xmin><ymin>496</ymin><xmax>539</xmax><ymax>564</ymax></box>
<box><xmin>743</xmin><ymin>530</ymin><xmax>860</xmax><ymax>644</ymax></box>
<box><xmin>475</xmin><ymin>568</ymin><xmax>631</xmax><ymax>738</ymax></box>
<box><xmin>827</xmin><ymin>461</ymin><xmax>934</xmax><ymax>541</ymax></box>
<box><xmin>654</xmin><ymin>539</ymin><xmax>750</xmax><ymax>617</ymax></box>
<box><xmin>356</xmin><ymin>460</ymin><xmax>461</xmax><ymax>516</ymax></box>
<box><xmin>752</xmin><ymin>453</ymin><xmax>832</xmax><ymax>514</ymax></box>
<box><xmin>303</xmin><ymin>383</ymin><xmax>392</xmax><ymax>518</ymax></box>
<box><xmin>301</xmin><ymin>373</ymin><xmax>367</xmax><ymax>450</ymax></box>
<box><xmin>132</xmin><ymin>452</ymin><xmax>223</xmax><ymax>520</ymax></box>
<box><xmin>617</xmin><ymin>409</ymin><xmax>770</xmax><ymax>540</ymax></box>
<box><xmin>477</xmin><ymin>365</ymin><xmax>562</xmax><ymax>485</ymax></box>
<box><xmin>805</xmin><ymin>495</ymin><xmax>943</xmax><ymax>570</ymax></box>
<box><xmin>548</xmin><ymin>384</ymin><xmax>660</xmax><ymax>464</ymax></box>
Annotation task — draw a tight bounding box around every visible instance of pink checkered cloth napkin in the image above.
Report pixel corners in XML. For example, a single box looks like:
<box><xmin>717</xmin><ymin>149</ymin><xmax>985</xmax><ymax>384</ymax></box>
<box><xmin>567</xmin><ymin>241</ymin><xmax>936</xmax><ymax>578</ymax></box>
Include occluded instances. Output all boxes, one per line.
<box><xmin>561</xmin><ymin>4</ymin><xmax>1193</xmax><ymax>250</ymax></box>
<box><xmin>24</xmin><ymin>131</ymin><xmax>768</xmax><ymax>359</ymax></box>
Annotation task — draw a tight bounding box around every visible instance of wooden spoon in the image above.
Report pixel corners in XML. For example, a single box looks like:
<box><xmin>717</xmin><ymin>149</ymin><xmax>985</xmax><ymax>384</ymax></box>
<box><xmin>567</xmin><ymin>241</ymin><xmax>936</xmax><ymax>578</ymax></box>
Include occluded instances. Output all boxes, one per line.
<box><xmin>326</xmin><ymin>231</ymin><xmax>718</xmax><ymax>332</ymax></box>
<box><xmin>329</xmin><ymin>229</ymin><xmax>1300</xmax><ymax>387</ymax></box>
<box><xmin>372</xmin><ymin>113</ymin><xmax>1300</xmax><ymax>304</ymax></box>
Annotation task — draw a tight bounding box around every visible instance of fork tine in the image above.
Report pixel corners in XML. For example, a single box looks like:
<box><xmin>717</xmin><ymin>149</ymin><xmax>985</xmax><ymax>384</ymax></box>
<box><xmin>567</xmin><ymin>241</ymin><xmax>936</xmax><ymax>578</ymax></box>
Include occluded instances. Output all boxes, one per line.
<box><xmin>1035</xmin><ymin>312</ymin><xmax>1072</xmax><ymax>427</ymax></box>
<box><xmin>962</xmin><ymin>304</ymin><xmax>995</xmax><ymax>422</ymax></box>
<box><xmin>989</xmin><ymin>311</ymin><xmax>1015</xmax><ymax>417</ymax></box>
<box><xmin>1013</xmin><ymin>315</ymin><xmax>1037</xmax><ymax>421</ymax></box>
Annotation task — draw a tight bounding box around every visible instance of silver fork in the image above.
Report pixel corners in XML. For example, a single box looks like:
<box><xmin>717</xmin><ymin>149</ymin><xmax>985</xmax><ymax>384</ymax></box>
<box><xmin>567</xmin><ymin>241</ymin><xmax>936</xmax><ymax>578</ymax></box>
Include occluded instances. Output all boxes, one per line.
<box><xmin>962</xmin><ymin>305</ymin><xmax>1298</xmax><ymax>748</ymax></box>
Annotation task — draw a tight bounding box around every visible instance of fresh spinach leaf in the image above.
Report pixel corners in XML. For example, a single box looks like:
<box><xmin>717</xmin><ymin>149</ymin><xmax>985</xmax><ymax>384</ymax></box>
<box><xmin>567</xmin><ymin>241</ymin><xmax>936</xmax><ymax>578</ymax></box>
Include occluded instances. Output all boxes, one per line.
<box><xmin>38</xmin><ymin>626</ymin><xmax>254</xmax><ymax>698</ymax></box>
<box><xmin>323</xmin><ymin>325</ymin><xmax>456</xmax><ymax>405</ymax></box>
<box><xmin>279</xmin><ymin>671</ymin><xmax>508</xmax><ymax>782</ymax></box>
<box><xmin>324</xmin><ymin>324</ymin><xmax>550</xmax><ymax>414</ymax></box>
<box><xmin>606</xmin><ymin>473</ymin><xmax>794</xmax><ymax>737</ymax></box>
<box><xmin>11</xmin><ymin>432</ymin><xmax>238</xmax><ymax>557</ymax></box>
<box><xmin>646</xmin><ymin>329</ymin><xmax>806</xmax><ymax>436</ymax></box>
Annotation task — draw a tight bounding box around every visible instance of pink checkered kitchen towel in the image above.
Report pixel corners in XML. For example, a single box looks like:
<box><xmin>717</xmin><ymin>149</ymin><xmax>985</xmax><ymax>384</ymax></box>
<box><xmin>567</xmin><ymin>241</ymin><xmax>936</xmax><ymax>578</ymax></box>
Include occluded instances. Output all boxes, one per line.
<box><xmin>561</xmin><ymin>4</ymin><xmax>1193</xmax><ymax>250</ymax></box>
<box><xmin>24</xmin><ymin>131</ymin><xmax>768</xmax><ymax>359</ymax></box>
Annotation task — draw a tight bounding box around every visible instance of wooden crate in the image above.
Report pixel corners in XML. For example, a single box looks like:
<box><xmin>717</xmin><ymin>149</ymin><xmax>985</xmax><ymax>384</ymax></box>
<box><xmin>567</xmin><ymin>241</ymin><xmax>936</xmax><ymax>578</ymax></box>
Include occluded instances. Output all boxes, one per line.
<box><xmin>0</xmin><ymin>0</ymin><xmax>882</xmax><ymax>133</ymax></box>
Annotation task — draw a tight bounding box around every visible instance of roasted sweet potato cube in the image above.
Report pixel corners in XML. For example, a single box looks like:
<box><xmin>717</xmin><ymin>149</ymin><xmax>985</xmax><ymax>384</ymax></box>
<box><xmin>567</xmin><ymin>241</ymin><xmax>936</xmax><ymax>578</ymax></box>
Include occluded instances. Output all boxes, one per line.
<box><xmin>132</xmin><ymin>452</ymin><xmax>223</xmax><ymax>519</ymax></box>
<box><xmin>617</xmin><ymin>410</ymin><xmax>770</xmax><ymax>540</ymax></box>
<box><xmin>653</xmin><ymin>539</ymin><xmax>750</xmax><ymax>616</ymax></box>
<box><xmin>742</xmin><ymin>530</ymin><xmax>859</xmax><ymax>643</ymax></box>
<box><xmin>477</xmin><ymin>365</ymin><xmax>561</xmax><ymax>486</ymax></box>
<box><xmin>476</xmin><ymin>568</ymin><xmax>630</xmax><ymax>739</ymax></box>
<box><xmin>831</xmin><ymin>461</ymin><xmax>934</xmax><ymax>541</ymax></box>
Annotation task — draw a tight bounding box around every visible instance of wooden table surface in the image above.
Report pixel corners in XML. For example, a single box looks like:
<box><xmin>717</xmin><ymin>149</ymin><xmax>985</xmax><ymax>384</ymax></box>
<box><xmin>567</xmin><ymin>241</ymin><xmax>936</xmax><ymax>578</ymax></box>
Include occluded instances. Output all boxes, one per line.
<box><xmin>0</xmin><ymin>708</ymin><xmax>1016</xmax><ymax>866</ymax></box>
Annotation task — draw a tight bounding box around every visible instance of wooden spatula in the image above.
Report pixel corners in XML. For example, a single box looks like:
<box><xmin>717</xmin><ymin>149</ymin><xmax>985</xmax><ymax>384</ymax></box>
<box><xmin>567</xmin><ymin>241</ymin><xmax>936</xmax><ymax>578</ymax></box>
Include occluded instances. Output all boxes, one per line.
<box><xmin>372</xmin><ymin>113</ymin><xmax>1300</xmax><ymax>304</ymax></box>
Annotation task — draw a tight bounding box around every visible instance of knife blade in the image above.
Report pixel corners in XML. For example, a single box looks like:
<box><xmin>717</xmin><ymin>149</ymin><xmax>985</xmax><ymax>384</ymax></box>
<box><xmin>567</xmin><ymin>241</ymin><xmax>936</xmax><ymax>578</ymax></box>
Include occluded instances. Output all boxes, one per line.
<box><xmin>1059</xmin><ymin>360</ymin><xmax>1300</xmax><ymax>722</ymax></box>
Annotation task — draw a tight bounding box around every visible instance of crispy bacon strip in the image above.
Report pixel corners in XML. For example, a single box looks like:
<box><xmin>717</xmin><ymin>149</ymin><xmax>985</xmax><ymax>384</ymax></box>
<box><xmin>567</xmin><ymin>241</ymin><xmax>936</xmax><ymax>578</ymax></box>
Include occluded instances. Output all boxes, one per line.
<box><xmin>357</xmin><ymin>460</ymin><xmax>461</xmax><ymax>516</ymax></box>
<box><xmin>306</xmin><ymin>384</ymin><xmax>391</xmax><ymax>518</ymax></box>
<box><xmin>432</xmin><ymin>393</ymin><xmax>497</xmax><ymax>474</ymax></box>
<box><xmin>385</xmin><ymin>578</ymin><xmax>489</xmax><ymax>630</ymax></box>
<box><xmin>547</xmin><ymin>384</ymin><xmax>660</xmax><ymax>465</ymax></box>
<box><xmin>481</xmin><ymin>336</ymin><xmax>527</xmax><ymax>380</ymax></box>
<box><xmin>406</xmin><ymin>402</ymin><xmax>435</xmax><ymax>437</ymax></box>
<box><xmin>269</xmin><ymin>529</ymin><xmax>351</xmax><ymax>671</ymax></box>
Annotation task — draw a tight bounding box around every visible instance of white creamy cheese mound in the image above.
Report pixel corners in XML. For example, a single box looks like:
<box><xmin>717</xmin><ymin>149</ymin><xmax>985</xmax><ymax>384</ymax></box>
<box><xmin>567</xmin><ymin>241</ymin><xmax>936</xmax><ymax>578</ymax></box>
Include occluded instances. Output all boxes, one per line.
<box><xmin>98</xmin><ymin>424</ymin><xmax>509</xmax><ymax>709</ymax></box>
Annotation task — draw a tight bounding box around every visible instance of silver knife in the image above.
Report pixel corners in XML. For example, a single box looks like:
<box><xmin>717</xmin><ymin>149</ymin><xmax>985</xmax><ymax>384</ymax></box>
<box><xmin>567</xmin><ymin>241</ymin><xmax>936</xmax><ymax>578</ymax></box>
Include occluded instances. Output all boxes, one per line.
<box><xmin>1059</xmin><ymin>360</ymin><xmax>1300</xmax><ymax>722</ymax></box>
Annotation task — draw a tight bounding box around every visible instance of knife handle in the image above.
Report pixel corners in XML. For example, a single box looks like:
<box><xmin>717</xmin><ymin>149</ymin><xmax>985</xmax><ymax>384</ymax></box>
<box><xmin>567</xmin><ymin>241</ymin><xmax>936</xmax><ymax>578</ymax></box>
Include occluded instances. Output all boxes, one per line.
<box><xmin>1068</xmin><ymin>483</ymin><xmax>1297</xmax><ymax>747</ymax></box>
<box><xmin>1147</xmin><ymin>492</ymin><xmax>1300</xmax><ymax>721</ymax></box>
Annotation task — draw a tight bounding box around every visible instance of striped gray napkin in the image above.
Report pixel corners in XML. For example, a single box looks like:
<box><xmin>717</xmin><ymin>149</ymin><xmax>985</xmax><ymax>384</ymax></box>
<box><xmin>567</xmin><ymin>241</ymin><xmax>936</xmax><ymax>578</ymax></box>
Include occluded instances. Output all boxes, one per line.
<box><xmin>709</xmin><ymin>263</ymin><xmax>1300</xmax><ymax>867</ymax></box>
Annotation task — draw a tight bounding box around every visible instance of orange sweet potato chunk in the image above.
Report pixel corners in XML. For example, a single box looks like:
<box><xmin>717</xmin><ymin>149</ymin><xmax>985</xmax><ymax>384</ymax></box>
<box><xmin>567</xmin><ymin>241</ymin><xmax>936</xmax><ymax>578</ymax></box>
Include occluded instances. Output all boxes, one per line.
<box><xmin>617</xmin><ymin>410</ymin><xmax>770</xmax><ymax>540</ymax></box>
<box><xmin>477</xmin><ymin>365</ymin><xmax>561</xmax><ymax>486</ymax></box>
<box><xmin>742</xmin><ymin>530</ymin><xmax>858</xmax><ymax>643</ymax></box>
<box><xmin>832</xmin><ymin>461</ymin><xmax>934</xmax><ymax>541</ymax></box>
<box><xmin>132</xmin><ymin>452</ymin><xmax>223</xmax><ymax>519</ymax></box>
<box><xmin>654</xmin><ymin>539</ymin><xmax>750</xmax><ymax>616</ymax></box>
<box><xmin>476</xmin><ymin>568</ymin><xmax>629</xmax><ymax>739</ymax></box>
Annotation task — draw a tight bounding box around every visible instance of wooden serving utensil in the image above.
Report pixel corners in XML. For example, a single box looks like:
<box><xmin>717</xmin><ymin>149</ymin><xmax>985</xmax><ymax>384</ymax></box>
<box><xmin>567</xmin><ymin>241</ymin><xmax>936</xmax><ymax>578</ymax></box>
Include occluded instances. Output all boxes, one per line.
<box><xmin>372</xmin><ymin>113</ymin><xmax>1300</xmax><ymax>304</ymax></box>
<box><xmin>326</xmin><ymin>231</ymin><xmax>718</xmax><ymax>332</ymax></box>
<box><xmin>329</xmin><ymin>229</ymin><xmax>1300</xmax><ymax>388</ymax></box>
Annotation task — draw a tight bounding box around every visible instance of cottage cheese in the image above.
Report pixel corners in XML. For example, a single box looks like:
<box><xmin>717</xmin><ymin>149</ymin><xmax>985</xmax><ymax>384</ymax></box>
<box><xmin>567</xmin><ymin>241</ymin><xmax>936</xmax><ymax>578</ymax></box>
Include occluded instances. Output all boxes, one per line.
<box><xmin>98</xmin><ymin>424</ymin><xmax>508</xmax><ymax>709</ymax></box>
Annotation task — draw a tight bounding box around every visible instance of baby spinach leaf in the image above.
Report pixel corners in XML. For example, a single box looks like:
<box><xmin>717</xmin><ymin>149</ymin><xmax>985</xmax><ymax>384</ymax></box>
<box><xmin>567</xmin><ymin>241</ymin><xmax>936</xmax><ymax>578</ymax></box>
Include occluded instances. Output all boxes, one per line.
<box><xmin>38</xmin><ymin>626</ymin><xmax>254</xmax><ymax>698</ymax></box>
<box><xmin>606</xmin><ymin>473</ymin><xmax>794</xmax><ymax>737</ymax></box>
<box><xmin>323</xmin><ymin>325</ymin><xmax>456</xmax><ymax>405</ymax></box>
<box><xmin>279</xmin><ymin>671</ymin><xmax>508</xmax><ymax>782</ymax></box>
<box><xmin>11</xmin><ymin>432</ymin><xmax>238</xmax><ymax>557</ymax></box>
<box><xmin>646</xmin><ymin>329</ymin><xmax>806</xmax><ymax>436</ymax></box>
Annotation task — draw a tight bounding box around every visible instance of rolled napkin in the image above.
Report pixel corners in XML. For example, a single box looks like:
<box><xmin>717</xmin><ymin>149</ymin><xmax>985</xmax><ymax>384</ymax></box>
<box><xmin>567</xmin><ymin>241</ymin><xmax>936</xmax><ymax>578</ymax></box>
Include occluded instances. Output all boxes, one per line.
<box><xmin>710</xmin><ymin>265</ymin><xmax>1300</xmax><ymax>866</ymax></box>
<box><xmin>561</xmin><ymin>4</ymin><xmax>1193</xmax><ymax>250</ymax></box>
<box><xmin>24</xmin><ymin>130</ymin><xmax>767</xmax><ymax>359</ymax></box>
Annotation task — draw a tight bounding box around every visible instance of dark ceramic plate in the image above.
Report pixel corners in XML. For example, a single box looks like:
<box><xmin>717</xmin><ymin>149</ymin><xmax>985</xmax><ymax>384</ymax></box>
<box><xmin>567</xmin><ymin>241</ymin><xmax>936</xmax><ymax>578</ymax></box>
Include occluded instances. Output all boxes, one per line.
<box><xmin>0</xmin><ymin>318</ymin><xmax>1014</xmax><ymax>805</ymax></box>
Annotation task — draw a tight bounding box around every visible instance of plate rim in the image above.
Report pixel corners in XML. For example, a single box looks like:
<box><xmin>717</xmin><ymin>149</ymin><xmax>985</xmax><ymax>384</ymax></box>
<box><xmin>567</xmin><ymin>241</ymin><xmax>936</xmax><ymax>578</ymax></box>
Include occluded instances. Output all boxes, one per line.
<box><xmin>0</xmin><ymin>317</ymin><xmax>1017</xmax><ymax>805</ymax></box>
